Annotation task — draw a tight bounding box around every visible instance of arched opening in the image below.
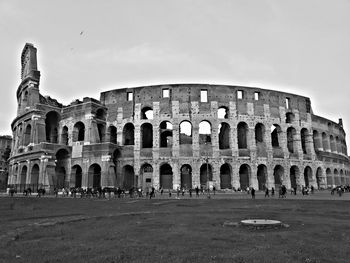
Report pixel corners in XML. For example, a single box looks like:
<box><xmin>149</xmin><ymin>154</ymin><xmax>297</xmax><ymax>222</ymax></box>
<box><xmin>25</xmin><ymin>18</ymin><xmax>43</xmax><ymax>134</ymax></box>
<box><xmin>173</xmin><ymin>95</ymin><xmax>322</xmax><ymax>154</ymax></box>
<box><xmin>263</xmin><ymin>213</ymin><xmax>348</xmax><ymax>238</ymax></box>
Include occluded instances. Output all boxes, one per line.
<box><xmin>179</xmin><ymin>121</ymin><xmax>192</xmax><ymax>145</ymax></box>
<box><xmin>271</xmin><ymin>124</ymin><xmax>282</xmax><ymax>148</ymax></box>
<box><xmin>239</xmin><ymin>164</ymin><xmax>250</xmax><ymax>190</ymax></box>
<box><xmin>72</xmin><ymin>165</ymin><xmax>82</xmax><ymax>188</ymax></box>
<box><xmin>30</xmin><ymin>164</ymin><xmax>39</xmax><ymax>192</ymax></box>
<box><xmin>237</xmin><ymin>122</ymin><xmax>248</xmax><ymax>149</ymax></box>
<box><xmin>200</xmin><ymin>163</ymin><xmax>213</xmax><ymax>187</ymax></box>
<box><xmin>180</xmin><ymin>164</ymin><xmax>192</xmax><ymax>189</ymax></box>
<box><xmin>255</xmin><ymin>123</ymin><xmax>266</xmax><ymax>156</ymax></box>
<box><xmin>304</xmin><ymin>166</ymin><xmax>312</xmax><ymax>187</ymax></box>
<box><xmin>220</xmin><ymin>163</ymin><xmax>232</xmax><ymax>189</ymax></box>
<box><xmin>290</xmin><ymin>166</ymin><xmax>300</xmax><ymax>189</ymax></box>
<box><xmin>141</xmin><ymin>107</ymin><xmax>153</xmax><ymax>120</ymax></box>
<box><xmin>330</xmin><ymin>135</ymin><xmax>336</xmax><ymax>152</ymax></box>
<box><xmin>123</xmin><ymin>123</ymin><xmax>135</xmax><ymax>145</ymax></box>
<box><xmin>257</xmin><ymin>164</ymin><xmax>267</xmax><ymax>190</ymax></box>
<box><xmin>141</xmin><ymin>163</ymin><xmax>153</xmax><ymax>190</ymax></box>
<box><xmin>218</xmin><ymin>106</ymin><xmax>228</xmax><ymax>119</ymax></box>
<box><xmin>322</xmin><ymin>132</ymin><xmax>329</xmax><ymax>151</ymax></box>
<box><xmin>326</xmin><ymin>168</ymin><xmax>332</xmax><ymax>187</ymax></box>
<box><xmin>334</xmin><ymin>169</ymin><xmax>340</xmax><ymax>185</ymax></box>
<box><xmin>24</xmin><ymin>124</ymin><xmax>31</xmax><ymax>146</ymax></box>
<box><xmin>301</xmin><ymin>128</ymin><xmax>309</xmax><ymax>154</ymax></box>
<box><xmin>336</xmin><ymin>136</ymin><xmax>341</xmax><ymax>153</ymax></box>
<box><xmin>61</xmin><ymin>126</ymin><xmax>69</xmax><ymax>145</ymax></box>
<box><xmin>88</xmin><ymin>164</ymin><xmax>101</xmax><ymax>189</ymax></box>
<box><xmin>108</xmin><ymin>125</ymin><xmax>117</xmax><ymax>144</ymax></box>
<box><xmin>141</xmin><ymin>123</ymin><xmax>153</xmax><ymax>148</ymax></box>
<box><xmin>97</xmin><ymin>123</ymin><xmax>105</xmax><ymax>143</ymax></box>
<box><xmin>340</xmin><ymin>170</ymin><xmax>344</xmax><ymax>184</ymax></box>
<box><xmin>112</xmin><ymin>149</ymin><xmax>121</xmax><ymax>183</ymax></box>
<box><xmin>313</xmin><ymin>130</ymin><xmax>321</xmax><ymax>151</ymax></box>
<box><xmin>287</xmin><ymin>127</ymin><xmax>297</xmax><ymax>154</ymax></box>
<box><xmin>45</xmin><ymin>111</ymin><xmax>60</xmax><ymax>143</ymax></box>
<box><xmin>199</xmin><ymin>121</ymin><xmax>212</xmax><ymax>144</ymax></box>
<box><xmin>285</xmin><ymin>112</ymin><xmax>294</xmax><ymax>123</ymax></box>
<box><xmin>160</xmin><ymin>163</ymin><xmax>173</xmax><ymax>189</ymax></box>
<box><xmin>160</xmin><ymin>121</ymin><xmax>173</xmax><ymax>148</ymax></box>
<box><xmin>316</xmin><ymin>167</ymin><xmax>323</xmax><ymax>189</ymax></box>
<box><xmin>19</xmin><ymin>166</ymin><xmax>27</xmax><ymax>192</ymax></box>
<box><xmin>73</xmin><ymin>122</ymin><xmax>85</xmax><ymax>142</ymax></box>
<box><xmin>218</xmin><ymin>122</ymin><xmax>230</xmax><ymax>149</ymax></box>
<box><xmin>96</xmin><ymin>108</ymin><xmax>106</xmax><ymax>120</ymax></box>
<box><xmin>122</xmin><ymin>165</ymin><xmax>134</xmax><ymax>190</ymax></box>
<box><xmin>273</xmin><ymin>165</ymin><xmax>284</xmax><ymax>188</ymax></box>
<box><xmin>55</xmin><ymin>149</ymin><xmax>69</xmax><ymax>189</ymax></box>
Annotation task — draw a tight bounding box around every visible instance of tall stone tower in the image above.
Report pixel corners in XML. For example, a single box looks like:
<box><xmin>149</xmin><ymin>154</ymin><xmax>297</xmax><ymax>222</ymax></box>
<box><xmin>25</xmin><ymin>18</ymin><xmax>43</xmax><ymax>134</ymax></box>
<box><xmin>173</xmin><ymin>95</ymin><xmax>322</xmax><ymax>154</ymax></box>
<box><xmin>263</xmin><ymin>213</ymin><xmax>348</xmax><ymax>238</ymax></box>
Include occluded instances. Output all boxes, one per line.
<box><xmin>17</xmin><ymin>43</ymin><xmax>41</xmax><ymax>115</ymax></box>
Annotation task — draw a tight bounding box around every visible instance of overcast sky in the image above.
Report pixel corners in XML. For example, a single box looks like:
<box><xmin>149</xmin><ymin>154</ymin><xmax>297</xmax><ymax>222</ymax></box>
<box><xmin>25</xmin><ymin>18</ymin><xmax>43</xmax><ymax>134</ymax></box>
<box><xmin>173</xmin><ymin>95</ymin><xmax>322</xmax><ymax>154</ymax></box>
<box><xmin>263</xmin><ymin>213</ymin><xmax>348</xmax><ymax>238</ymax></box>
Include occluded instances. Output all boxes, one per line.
<box><xmin>1</xmin><ymin>0</ymin><xmax>350</xmax><ymax>146</ymax></box>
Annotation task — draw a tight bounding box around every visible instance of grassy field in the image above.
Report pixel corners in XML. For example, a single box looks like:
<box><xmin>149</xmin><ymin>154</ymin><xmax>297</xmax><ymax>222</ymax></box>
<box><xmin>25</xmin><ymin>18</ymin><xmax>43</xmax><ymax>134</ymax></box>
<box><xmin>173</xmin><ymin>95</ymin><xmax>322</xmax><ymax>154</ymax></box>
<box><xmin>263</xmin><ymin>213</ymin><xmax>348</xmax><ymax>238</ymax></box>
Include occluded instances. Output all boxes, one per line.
<box><xmin>0</xmin><ymin>193</ymin><xmax>349</xmax><ymax>263</ymax></box>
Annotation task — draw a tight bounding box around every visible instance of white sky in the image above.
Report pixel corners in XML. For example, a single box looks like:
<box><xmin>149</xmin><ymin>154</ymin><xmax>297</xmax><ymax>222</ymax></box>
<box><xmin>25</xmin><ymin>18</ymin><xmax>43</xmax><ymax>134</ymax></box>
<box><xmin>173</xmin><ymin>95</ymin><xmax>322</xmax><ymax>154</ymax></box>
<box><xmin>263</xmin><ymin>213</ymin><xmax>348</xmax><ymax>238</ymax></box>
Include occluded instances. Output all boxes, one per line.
<box><xmin>1</xmin><ymin>0</ymin><xmax>350</xmax><ymax>147</ymax></box>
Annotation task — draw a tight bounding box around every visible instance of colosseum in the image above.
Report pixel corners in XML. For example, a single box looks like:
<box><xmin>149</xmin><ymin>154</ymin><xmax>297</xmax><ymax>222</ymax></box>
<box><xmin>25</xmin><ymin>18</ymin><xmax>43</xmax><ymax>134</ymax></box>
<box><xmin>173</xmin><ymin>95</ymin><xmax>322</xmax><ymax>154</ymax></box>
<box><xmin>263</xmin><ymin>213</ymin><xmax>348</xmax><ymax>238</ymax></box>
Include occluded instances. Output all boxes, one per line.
<box><xmin>7</xmin><ymin>43</ymin><xmax>350</xmax><ymax>193</ymax></box>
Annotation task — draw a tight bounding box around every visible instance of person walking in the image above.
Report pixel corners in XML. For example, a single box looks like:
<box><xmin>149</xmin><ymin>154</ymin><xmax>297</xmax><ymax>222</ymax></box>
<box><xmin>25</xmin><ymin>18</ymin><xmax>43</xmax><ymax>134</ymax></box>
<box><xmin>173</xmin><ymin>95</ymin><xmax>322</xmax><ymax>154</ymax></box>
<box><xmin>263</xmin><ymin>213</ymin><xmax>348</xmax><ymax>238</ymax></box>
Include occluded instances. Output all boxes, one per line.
<box><xmin>265</xmin><ymin>188</ymin><xmax>269</xmax><ymax>198</ymax></box>
<box><xmin>251</xmin><ymin>187</ymin><xmax>255</xmax><ymax>199</ymax></box>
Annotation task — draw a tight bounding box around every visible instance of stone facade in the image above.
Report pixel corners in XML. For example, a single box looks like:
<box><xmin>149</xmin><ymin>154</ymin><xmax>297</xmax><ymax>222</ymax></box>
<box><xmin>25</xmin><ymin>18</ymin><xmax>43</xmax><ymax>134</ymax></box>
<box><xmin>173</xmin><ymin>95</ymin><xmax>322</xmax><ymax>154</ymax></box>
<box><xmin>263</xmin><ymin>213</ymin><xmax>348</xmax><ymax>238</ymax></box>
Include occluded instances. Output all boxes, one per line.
<box><xmin>0</xmin><ymin>135</ymin><xmax>11</xmax><ymax>189</ymax></box>
<box><xmin>7</xmin><ymin>43</ymin><xmax>350</xmax><ymax>192</ymax></box>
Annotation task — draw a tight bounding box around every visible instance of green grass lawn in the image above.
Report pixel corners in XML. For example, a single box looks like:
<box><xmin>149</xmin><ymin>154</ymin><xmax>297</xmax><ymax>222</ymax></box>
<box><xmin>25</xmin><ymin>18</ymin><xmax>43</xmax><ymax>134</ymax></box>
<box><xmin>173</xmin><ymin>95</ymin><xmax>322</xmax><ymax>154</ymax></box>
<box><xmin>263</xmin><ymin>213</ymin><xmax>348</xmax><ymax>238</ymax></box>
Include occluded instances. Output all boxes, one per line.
<box><xmin>0</xmin><ymin>195</ymin><xmax>349</xmax><ymax>263</ymax></box>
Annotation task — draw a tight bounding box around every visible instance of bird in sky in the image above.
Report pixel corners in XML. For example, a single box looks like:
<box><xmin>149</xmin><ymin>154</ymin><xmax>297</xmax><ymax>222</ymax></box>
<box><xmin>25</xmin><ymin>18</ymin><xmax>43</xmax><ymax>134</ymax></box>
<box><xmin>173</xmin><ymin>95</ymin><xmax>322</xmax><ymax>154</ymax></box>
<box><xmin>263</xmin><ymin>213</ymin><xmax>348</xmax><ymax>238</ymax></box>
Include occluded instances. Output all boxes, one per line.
<box><xmin>80</xmin><ymin>31</ymin><xmax>84</xmax><ymax>35</ymax></box>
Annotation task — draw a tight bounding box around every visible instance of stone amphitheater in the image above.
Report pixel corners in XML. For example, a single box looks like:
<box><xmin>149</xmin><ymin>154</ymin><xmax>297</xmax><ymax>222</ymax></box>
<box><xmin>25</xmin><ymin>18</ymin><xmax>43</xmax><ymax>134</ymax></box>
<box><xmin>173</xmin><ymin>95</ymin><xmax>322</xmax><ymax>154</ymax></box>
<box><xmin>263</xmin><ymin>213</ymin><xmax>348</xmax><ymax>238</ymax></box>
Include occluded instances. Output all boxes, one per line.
<box><xmin>7</xmin><ymin>43</ymin><xmax>350</xmax><ymax>192</ymax></box>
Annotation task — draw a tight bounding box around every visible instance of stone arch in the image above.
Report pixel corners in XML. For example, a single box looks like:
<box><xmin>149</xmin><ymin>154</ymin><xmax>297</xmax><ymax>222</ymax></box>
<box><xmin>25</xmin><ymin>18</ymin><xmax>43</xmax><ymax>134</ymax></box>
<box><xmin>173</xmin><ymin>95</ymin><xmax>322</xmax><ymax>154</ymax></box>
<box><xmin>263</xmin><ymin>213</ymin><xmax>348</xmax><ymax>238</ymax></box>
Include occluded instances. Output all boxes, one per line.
<box><xmin>123</xmin><ymin>123</ymin><xmax>135</xmax><ymax>145</ymax></box>
<box><xmin>316</xmin><ymin>167</ymin><xmax>323</xmax><ymax>189</ymax></box>
<box><xmin>61</xmin><ymin>126</ymin><xmax>69</xmax><ymax>145</ymax></box>
<box><xmin>300</xmin><ymin>128</ymin><xmax>309</xmax><ymax>154</ymax></box>
<box><xmin>179</xmin><ymin>121</ymin><xmax>192</xmax><ymax>145</ymax></box>
<box><xmin>30</xmin><ymin>164</ymin><xmax>40</xmax><ymax>191</ymax></box>
<box><xmin>23</xmin><ymin>124</ymin><xmax>31</xmax><ymax>146</ymax></box>
<box><xmin>271</xmin><ymin>124</ymin><xmax>282</xmax><ymax>148</ymax></box>
<box><xmin>55</xmin><ymin>149</ymin><xmax>69</xmax><ymax>189</ymax></box>
<box><xmin>290</xmin><ymin>166</ymin><xmax>300</xmax><ymax>189</ymax></box>
<box><xmin>336</xmin><ymin>136</ymin><xmax>341</xmax><ymax>153</ymax></box>
<box><xmin>141</xmin><ymin>123</ymin><xmax>153</xmax><ymax>148</ymax></box>
<box><xmin>45</xmin><ymin>111</ymin><xmax>60</xmax><ymax>143</ymax></box>
<box><xmin>73</xmin><ymin>122</ymin><xmax>85</xmax><ymax>142</ymax></box>
<box><xmin>304</xmin><ymin>166</ymin><xmax>312</xmax><ymax>187</ymax></box>
<box><xmin>313</xmin><ymin>130</ymin><xmax>322</xmax><ymax>151</ymax></box>
<box><xmin>122</xmin><ymin>165</ymin><xmax>134</xmax><ymax>189</ymax></box>
<box><xmin>273</xmin><ymin>165</ymin><xmax>284</xmax><ymax>188</ymax></box>
<box><xmin>160</xmin><ymin>121</ymin><xmax>173</xmax><ymax>148</ymax></box>
<box><xmin>140</xmin><ymin>163</ymin><xmax>153</xmax><ymax>190</ymax></box>
<box><xmin>19</xmin><ymin>166</ymin><xmax>27</xmax><ymax>191</ymax></box>
<box><xmin>239</xmin><ymin>164</ymin><xmax>251</xmax><ymax>190</ymax></box>
<box><xmin>257</xmin><ymin>164</ymin><xmax>267</xmax><ymax>190</ymax></box>
<box><xmin>71</xmin><ymin>164</ymin><xmax>82</xmax><ymax>188</ymax></box>
<box><xmin>97</xmin><ymin>123</ymin><xmax>106</xmax><ymax>143</ymax></box>
<box><xmin>255</xmin><ymin>123</ymin><xmax>266</xmax><ymax>156</ymax></box>
<box><xmin>199</xmin><ymin>120</ymin><xmax>212</xmax><ymax>144</ymax></box>
<box><xmin>237</xmin><ymin>122</ymin><xmax>248</xmax><ymax>149</ymax></box>
<box><xmin>330</xmin><ymin>135</ymin><xmax>336</xmax><ymax>152</ymax></box>
<box><xmin>141</xmin><ymin>106</ymin><xmax>153</xmax><ymax>120</ymax></box>
<box><xmin>88</xmin><ymin>163</ymin><xmax>101</xmax><ymax>189</ymax></box>
<box><xmin>218</xmin><ymin>106</ymin><xmax>229</xmax><ymax>119</ymax></box>
<box><xmin>200</xmin><ymin>163</ymin><xmax>213</xmax><ymax>187</ymax></box>
<box><xmin>322</xmin><ymin>132</ymin><xmax>329</xmax><ymax>151</ymax></box>
<box><xmin>334</xmin><ymin>169</ymin><xmax>340</xmax><ymax>185</ymax></box>
<box><xmin>108</xmin><ymin>125</ymin><xmax>117</xmax><ymax>144</ymax></box>
<box><xmin>218</xmin><ymin>122</ymin><xmax>230</xmax><ymax>149</ymax></box>
<box><xmin>340</xmin><ymin>169</ymin><xmax>344</xmax><ymax>184</ymax></box>
<box><xmin>180</xmin><ymin>164</ymin><xmax>192</xmax><ymax>189</ymax></box>
<box><xmin>326</xmin><ymin>168</ymin><xmax>332</xmax><ymax>187</ymax></box>
<box><xmin>220</xmin><ymin>163</ymin><xmax>232</xmax><ymax>189</ymax></box>
<box><xmin>160</xmin><ymin>163</ymin><xmax>173</xmax><ymax>189</ymax></box>
<box><xmin>287</xmin><ymin>127</ymin><xmax>297</xmax><ymax>154</ymax></box>
<box><xmin>286</xmin><ymin>112</ymin><xmax>295</xmax><ymax>123</ymax></box>
<box><xmin>96</xmin><ymin>108</ymin><xmax>106</xmax><ymax>120</ymax></box>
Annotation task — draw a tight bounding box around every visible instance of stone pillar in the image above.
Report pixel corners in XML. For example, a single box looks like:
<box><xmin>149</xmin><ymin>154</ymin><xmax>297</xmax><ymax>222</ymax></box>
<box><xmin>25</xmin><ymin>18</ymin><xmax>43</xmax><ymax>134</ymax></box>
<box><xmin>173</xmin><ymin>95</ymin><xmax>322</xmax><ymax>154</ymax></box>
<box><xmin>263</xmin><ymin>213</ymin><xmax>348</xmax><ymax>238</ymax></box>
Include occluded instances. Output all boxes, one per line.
<box><xmin>231</xmin><ymin>162</ymin><xmax>240</xmax><ymax>189</ymax></box>
<box><xmin>250</xmin><ymin>165</ymin><xmax>258</xmax><ymax>189</ymax></box>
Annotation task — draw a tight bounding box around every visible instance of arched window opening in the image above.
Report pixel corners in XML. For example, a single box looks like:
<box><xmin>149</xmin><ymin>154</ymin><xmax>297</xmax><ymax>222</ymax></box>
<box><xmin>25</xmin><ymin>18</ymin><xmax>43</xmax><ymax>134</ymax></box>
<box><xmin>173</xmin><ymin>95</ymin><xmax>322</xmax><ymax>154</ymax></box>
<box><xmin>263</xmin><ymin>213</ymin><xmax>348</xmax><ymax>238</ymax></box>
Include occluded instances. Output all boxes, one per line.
<box><xmin>334</xmin><ymin>169</ymin><xmax>340</xmax><ymax>185</ymax></box>
<box><xmin>160</xmin><ymin>121</ymin><xmax>173</xmax><ymax>148</ymax></box>
<box><xmin>141</xmin><ymin>163</ymin><xmax>153</xmax><ymax>190</ymax></box>
<box><xmin>30</xmin><ymin>164</ymin><xmax>40</xmax><ymax>192</ymax></box>
<box><xmin>122</xmin><ymin>165</ymin><xmax>134</xmax><ymax>190</ymax></box>
<box><xmin>73</xmin><ymin>122</ymin><xmax>85</xmax><ymax>142</ymax></box>
<box><xmin>55</xmin><ymin>149</ymin><xmax>69</xmax><ymax>187</ymax></box>
<box><xmin>61</xmin><ymin>126</ymin><xmax>69</xmax><ymax>145</ymax></box>
<box><xmin>313</xmin><ymin>130</ymin><xmax>321</xmax><ymax>152</ymax></box>
<box><xmin>257</xmin><ymin>164</ymin><xmax>267</xmax><ymax>190</ymax></box>
<box><xmin>141</xmin><ymin>123</ymin><xmax>153</xmax><ymax>148</ymax></box>
<box><xmin>301</xmin><ymin>128</ymin><xmax>309</xmax><ymax>154</ymax></box>
<box><xmin>19</xmin><ymin>166</ymin><xmax>27</xmax><ymax>192</ymax></box>
<box><xmin>219</xmin><ymin>122</ymin><xmax>230</xmax><ymax>149</ymax></box>
<box><xmin>330</xmin><ymin>135</ymin><xmax>336</xmax><ymax>152</ymax></box>
<box><xmin>179</xmin><ymin>121</ymin><xmax>192</xmax><ymax>145</ymax></box>
<box><xmin>200</xmin><ymin>163</ymin><xmax>213</xmax><ymax>187</ymax></box>
<box><xmin>123</xmin><ymin>123</ymin><xmax>135</xmax><ymax>145</ymax></box>
<box><xmin>237</xmin><ymin>122</ymin><xmax>248</xmax><ymax>149</ymax></box>
<box><xmin>322</xmin><ymin>132</ymin><xmax>329</xmax><ymax>151</ymax></box>
<box><xmin>255</xmin><ymin>123</ymin><xmax>266</xmax><ymax>156</ymax></box>
<box><xmin>108</xmin><ymin>126</ymin><xmax>117</xmax><ymax>144</ymax></box>
<box><xmin>45</xmin><ymin>111</ymin><xmax>60</xmax><ymax>143</ymax></box>
<box><xmin>285</xmin><ymin>112</ymin><xmax>294</xmax><ymax>123</ymax></box>
<box><xmin>218</xmin><ymin>106</ymin><xmax>228</xmax><ymax>119</ymax></box>
<box><xmin>326</xmin><ymin>168</ymin><xmax>332</xmax><ymax>187</ymax></box>
<box><xmin>141</xmin><ymin>107</ymin><xmax>153</xmax><ymax>120</ymax></box>
<box><xmin>96</xmin><ymin>108</ymin><xmax>106</xmax><ymax>120</ymax></box>
<box><xmin>180</xmin><ymin>164</ymin><xmax>192</xmax><ymax>189</ymax></box>
<box><xmin>316</xmin><ymin>167</ymin><xmax>322</xmax><ymax>189</ymax></box>
<box><xmin>304</xmin><ymin>166</ymin><xmax>312</xmax><ymax>187</ymax></box>
<box><xmin>160</xmin><ymin>164</ymin><xmax>173</xmax><ymax>189</ymax></box>
<box><xmin>239</xmin><ymin>164</ymin><xmax>250</xmax><ymax>190</ymax></box>
<box><xmin>273</xmin><ymin>165</ymin><xmax>284</xmax><ymax>188</ymax></box>
<box><xmin>271</xmin><ymin>124</ymin><xmax>281</xmax><ymax>148</ymax></box>
<box><xmin>199</xmin><ymin>121</ymin><xmax>212</xmax><ymax>144</ymax></box>
<box><xmin>336</xmin><ymin>136</ymin><xmax>341</xmax><ymax>153</ymax></box>
<box><xmin>72</xmin><ymin>165</ymin><xmax>82</xmax><ymax>188</ymax></box>
<box><xmin>88</xmin><ymin>164</ymin><xmax>101</xmax><ymax>189</ymax></box>
<box><xmin>287</xmin><ymin>127</ymin><xmax>296</xmax><ymax>154</ymax></box>
<box><xmin>24</xmin><ymin>124</ymin><xmax>31</xmax><ymax>146</ymax></box>
<box><xmin>290</xmin><ymin>166</ymin><xmax>299</xmax><ymax>189</ymax></box>
<box><xmin>97</xmin><ymin>123</ymin><xmax>105</xmax><ymax>143</ymax></box>
<box><xmin>220</xmin><ymin>163</ymin><xmax>232</xmax><ymax>189</ymax></box>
